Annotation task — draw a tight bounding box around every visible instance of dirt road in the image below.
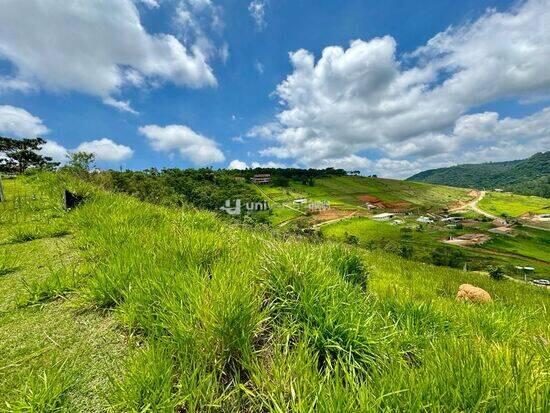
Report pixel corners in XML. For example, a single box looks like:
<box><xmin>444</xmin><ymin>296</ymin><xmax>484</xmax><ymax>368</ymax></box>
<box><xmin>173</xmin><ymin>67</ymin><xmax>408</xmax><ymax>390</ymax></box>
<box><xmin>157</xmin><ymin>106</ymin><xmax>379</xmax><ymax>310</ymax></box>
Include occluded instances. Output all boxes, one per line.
<box><xmin>450</xmin><ymin>191</ymin><xmax>498</xmax><ymax>219</ymax></box>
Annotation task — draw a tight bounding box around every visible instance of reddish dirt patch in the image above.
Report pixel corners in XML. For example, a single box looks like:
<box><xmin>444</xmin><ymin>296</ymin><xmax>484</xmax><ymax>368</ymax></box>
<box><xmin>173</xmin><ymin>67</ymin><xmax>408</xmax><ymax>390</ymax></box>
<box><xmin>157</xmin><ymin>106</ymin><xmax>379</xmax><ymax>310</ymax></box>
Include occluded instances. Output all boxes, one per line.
<box><xmin>313</xmin><ymin>209</ymin><xmax>354</xmax><ymax>223</ymax></box>
<box><xmin>359</xmin><ymin>195</ymin><xmax>383</xmax><ymax>203</ymax></box>
<box><xmin>357</xmin><ymin>195</ymin><xmax>412</xmax><ymax>211</ymax></box>
<box><xmin>311</xmin><ymin>209</ymin><xmax>369</xmax><ymax>223</ymax></box>
<box><xmin>449</xmin><ymin>190</ymin><xmax>480</xmax><ymax>210</ymax></box>
<box><xmin>383</xmin><ymin>201</ymin><xmax>413</xmax><ymax>211</ymax></box>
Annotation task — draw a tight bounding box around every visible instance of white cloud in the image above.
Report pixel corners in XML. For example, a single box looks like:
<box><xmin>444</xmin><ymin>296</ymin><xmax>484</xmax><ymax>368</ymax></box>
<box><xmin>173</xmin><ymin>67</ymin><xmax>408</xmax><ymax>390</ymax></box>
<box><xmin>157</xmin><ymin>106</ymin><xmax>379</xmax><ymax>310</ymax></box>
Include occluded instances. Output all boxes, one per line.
<box><xmin>40</xmin><ymin>138</ymin><xmax>134</xmax><ymax>164</ymax></box>
<box><xmin>251</xmin><ymin>0</ymin><xmax>550</xmax><ymax>177</ymax></box>
<box><xmin>251</xmin><ymin>160</ymin><xmax>285</xmax><ymax>168</ymax></box>
<box><xmin>39</xmin><ymin>140</ymin><xmax>68</xmax><ymax>163</ymax></box>
<box><xmin>0</xmin><ymin>105</ymin><xmax>132</xmax><ymax>163</ymax></box>
<box><xmin>102</xmin><ymin>97</ymin><xmax>139</xmax><ymax>115</ymax></box>
<box><xmin>220</xmin><ymin>43</ymin><xmax>230</xmax><ymax>64</ymax></box>
<box><xmin>139</xmin><ymin>124</ymin><xmax>225</xmax><ymax>165</ymax></box>
<box><xmin>175</xmin><ymin>0</ymin><xmax>225</xmax><ymax>62</ymax></box>
<box><xmin>75</xmin><ymin>138</ymin><xmax>134</xmax><ymax>162</ymax></box>
<box><xmin>136</xmin><ymin>0</ymin><xmax>160</xmax><ymax>8</ymax></box>
<box><xmin>0</xmin><ymin>0</ymin><xmax>216</xmax><ymax>110</ymax></box>
<box><xmin>0</xmin><ymin>105</ymin><xmax>49</xmax><ymax>137</ymax></box>
<box><xmin>228</xmin><ymin>159</ymin><xmax>248</xmax><ymax>170</ymax></box>
<box><xmin>254</xmin><ymin>60</ymin><xmax>264</xmax><ymax>74</ymax></box>
<box><xmin>0</xmin><ymin>76</ymin><xmax>34</xmax><ymax>93</ymax></box>
<box><xmin>228</xmin><ymin>159</ymin><xmax>285</xmax><ymax>169</ymax></box>
<box><xmin>248</xmin><ymin>1</ymin><xmax>268</xmax><ymax>30</ymax></box>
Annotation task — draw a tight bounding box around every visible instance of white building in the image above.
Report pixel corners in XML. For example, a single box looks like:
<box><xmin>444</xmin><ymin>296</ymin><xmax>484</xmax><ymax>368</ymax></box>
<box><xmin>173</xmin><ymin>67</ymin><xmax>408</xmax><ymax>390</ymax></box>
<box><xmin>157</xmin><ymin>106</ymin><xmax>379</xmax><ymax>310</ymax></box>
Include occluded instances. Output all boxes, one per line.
<box><xmin>372</xmin><ymin>213</ymin><xmax>396</xmax><ymax>221</ymax></box>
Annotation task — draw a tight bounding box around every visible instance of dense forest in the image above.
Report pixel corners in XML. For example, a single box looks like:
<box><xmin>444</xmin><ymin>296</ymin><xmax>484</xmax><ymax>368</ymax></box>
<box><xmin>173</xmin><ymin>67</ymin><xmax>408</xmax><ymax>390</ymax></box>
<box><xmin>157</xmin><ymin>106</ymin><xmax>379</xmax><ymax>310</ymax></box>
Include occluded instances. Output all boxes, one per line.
<box><xmin>408</xmin><ymin>152</ymin><xmax>550</xmax><ymax>197</ymax></box>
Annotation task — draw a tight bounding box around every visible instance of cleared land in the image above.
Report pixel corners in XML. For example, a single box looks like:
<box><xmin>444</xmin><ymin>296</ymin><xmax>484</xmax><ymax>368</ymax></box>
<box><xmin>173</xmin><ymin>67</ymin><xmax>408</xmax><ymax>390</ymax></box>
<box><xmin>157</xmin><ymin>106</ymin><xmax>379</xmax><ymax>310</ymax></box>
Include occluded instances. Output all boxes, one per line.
<box><xmin>478</xmin><ymin>191</ymin><xmax>550</xmax><ymax>218</ymax></box>
<box><xmin>289</xmin><ymin>176</ymin><xmax>472</xmax><ymax>211</ymax></box>
<box><xmin>253</xmin><ymin>176</ymin><xmax>473</xmax><ymax>227</ymax></box>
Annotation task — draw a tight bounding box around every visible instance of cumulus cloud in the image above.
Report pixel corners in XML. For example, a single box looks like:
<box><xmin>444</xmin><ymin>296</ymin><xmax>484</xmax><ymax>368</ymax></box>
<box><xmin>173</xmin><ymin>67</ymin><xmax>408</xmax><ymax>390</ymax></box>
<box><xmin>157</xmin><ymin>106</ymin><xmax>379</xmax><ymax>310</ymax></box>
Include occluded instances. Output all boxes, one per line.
<box><xmin>250</xmin><ymin>0</ymin><xmax>550</xmax><ymax>177</ymax></box>
<box><xmin>251</xmin><ymin>160</ymin><xmax>286</xmax><ymax>168</ymax></box>
<box><xmin>139</xmin><ymin>124</ymin><xmax>225</xmax><ymax>165</ymax></box>
<box><xmin>0</xmin><ymin>105</ymin><xmax>133</xmax><ymax>163</ymax></box>
<box><xmin>42</xmin><ymin>138</ymin><xmax>134</xmax><ymax>164</ymax></box>
<box><xmin>0</xmin><ymin>105</ymin><xmax>49</xmax><ymax>137</ymax></box>
<box><xmin>0</xmin><ymin>0</ymin><xmax>216</xmax><ymax>110</ymax></box>
<box><xmin>175</xmin><ymin>0</ymin><xmax>225</xmax><ymax>62</ymax></box>
<box><xmin>39</xmin><ymin>140</ymin><xmax>68</xmax><ymax>162</ymax></box>
<box><xmin>228</xmin><ymin>159</ymin><xmax>248</xmax><ymax>170</ymax></box>
<box><xmin>76</xmin><ymin>138</ymin><xmax>134</xmax><ymax>162</ymax></box>
<box><xmin>228</xmin><ymin>159</ymin><xmax>285</xmax><ymax>169</ymax></box>
<box><xmin>249</xmin><ymin>1</ymin><xmax>268</xmax><ymax>30</ymax></box>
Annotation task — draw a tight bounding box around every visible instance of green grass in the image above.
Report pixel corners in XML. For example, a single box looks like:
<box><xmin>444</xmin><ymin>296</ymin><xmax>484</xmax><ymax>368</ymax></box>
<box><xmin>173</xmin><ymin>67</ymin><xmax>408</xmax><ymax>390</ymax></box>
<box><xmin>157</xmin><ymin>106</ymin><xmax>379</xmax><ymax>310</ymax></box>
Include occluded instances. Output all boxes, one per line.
<box><xmin>322</xmin><ymin>216</ymin><xmax>550</xmax><ymax>280</ymax></box>
<box><xmin>479</xmin><ymin>192</ymin><xmax>550</xmax><ymax>217</ymax></box>
<box><xmin>0</xmin><ymin>174</ymin><xmax>128</xmax><ymax>412</ymax></box>
<box><xmin>289</xmin><ymin>176</ymin><xmax>472</xmax><ymax>211</ymax></box>
<box><xmin>1</xmin><ymin>172</ymin><xmax>549</xmax><ymax>411</ymax></box>
<box><xmin>485</xmin><ymin>227</ymin><xmax>550</xmax><ymax>262</ymax></box>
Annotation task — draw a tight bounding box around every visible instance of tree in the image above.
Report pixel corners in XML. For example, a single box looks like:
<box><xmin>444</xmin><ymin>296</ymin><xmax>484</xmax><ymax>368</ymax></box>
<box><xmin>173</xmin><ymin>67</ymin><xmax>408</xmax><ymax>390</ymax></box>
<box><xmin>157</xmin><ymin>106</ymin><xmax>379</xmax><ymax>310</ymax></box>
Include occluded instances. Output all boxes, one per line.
<box><xmin>0</xmin><ymin>137</ymin><xmax>59</xmax><ymax>173</ymax></box>
<box><xmin>66</xmin><ymin>151</ymin><xmax>96</xmax><ymax>172</ymax></box>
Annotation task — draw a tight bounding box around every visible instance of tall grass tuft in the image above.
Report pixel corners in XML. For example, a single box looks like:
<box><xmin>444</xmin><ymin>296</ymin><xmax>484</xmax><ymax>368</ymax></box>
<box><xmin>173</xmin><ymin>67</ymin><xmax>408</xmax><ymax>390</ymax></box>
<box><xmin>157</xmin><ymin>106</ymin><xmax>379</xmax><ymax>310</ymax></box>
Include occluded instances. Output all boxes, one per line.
<box><xmin>108</xmin><ymin>344</ymin><xmax>176</xmax><ymax>412</ymax></box>
<box><xmin>5</xmin><ymin>361</ymin><xmax>76</xmax><ymax>412</ymax></box>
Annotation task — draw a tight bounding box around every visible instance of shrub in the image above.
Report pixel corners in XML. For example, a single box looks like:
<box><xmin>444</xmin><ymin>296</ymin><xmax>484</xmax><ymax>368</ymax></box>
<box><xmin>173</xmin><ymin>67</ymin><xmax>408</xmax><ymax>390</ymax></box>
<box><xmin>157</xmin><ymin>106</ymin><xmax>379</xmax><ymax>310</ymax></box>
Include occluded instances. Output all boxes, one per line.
<box><xmin>487</xmin><ymin>265</ymin><xmax>505</xmax><ymax>281</ymax></box>
<box><xmin>344</xmin><ymin>233</ymin><xmax>359</xmax><ymax>245</ymax></box>
<box><xmin>430</xmin><ymin>246</ymin><xmax>466</xmax><ymax>269</ymax></box>
<box><xmin>399</xmin><ymin>244</ymin><xmax>414</xmax><ymax>259</ymax></box>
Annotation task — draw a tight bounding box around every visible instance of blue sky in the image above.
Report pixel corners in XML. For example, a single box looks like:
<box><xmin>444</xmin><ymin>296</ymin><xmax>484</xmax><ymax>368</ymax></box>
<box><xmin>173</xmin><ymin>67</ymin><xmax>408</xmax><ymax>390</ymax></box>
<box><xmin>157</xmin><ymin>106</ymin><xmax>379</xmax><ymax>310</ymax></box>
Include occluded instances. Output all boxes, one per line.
<box><xmin>0</xmin><ymin>0</ymin><xmax>549</xmax><ymax>177</ymax></box>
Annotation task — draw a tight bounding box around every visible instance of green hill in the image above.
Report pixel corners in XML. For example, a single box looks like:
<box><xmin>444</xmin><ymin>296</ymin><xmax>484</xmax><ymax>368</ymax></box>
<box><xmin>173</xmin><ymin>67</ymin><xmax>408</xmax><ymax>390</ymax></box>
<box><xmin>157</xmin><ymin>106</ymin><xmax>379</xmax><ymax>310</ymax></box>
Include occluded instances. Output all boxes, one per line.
<box><xmin>408</xmin><ymin>152</ymin><xmax>550</xmax><ymax>197</ymax></box>
<box><xmin>1</xmin><ymin>172</ymin><xmax>549</xmax><ymax>411</ymax></box>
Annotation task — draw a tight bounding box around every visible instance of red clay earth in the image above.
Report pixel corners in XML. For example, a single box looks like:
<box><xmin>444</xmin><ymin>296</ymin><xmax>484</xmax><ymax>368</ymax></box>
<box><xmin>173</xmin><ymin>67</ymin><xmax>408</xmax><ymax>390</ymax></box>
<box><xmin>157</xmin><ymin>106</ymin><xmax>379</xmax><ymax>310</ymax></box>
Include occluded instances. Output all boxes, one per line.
<box><xmin>358</xmin><ymin>195</ymin><xmax>412</xmax><ymax>211</ymax></box>
<box><xmin>312</xmin><ymin>209</ymin><xmax>359</xmax><ymax>223</ymax></box>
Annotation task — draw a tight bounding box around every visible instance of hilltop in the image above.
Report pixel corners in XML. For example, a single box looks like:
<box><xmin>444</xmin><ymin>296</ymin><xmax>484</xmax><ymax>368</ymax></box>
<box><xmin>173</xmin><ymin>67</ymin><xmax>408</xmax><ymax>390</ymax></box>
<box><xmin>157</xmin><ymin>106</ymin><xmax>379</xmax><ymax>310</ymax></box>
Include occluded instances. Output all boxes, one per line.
<box><xmin>0</xmin><ymin>171</ymin><xmax>548</xmax><ymax>411</ymax></box>
<box><xmin>407</xmin><ymin>152</ymin><xmax>550</xmax><ymax>198</ymax></box>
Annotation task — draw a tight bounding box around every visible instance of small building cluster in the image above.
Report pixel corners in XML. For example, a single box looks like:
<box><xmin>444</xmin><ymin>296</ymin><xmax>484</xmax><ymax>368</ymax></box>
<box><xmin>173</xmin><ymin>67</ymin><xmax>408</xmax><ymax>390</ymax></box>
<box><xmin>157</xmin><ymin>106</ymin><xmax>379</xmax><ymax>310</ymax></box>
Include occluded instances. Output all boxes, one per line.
<box><xmin>250</xmin><ymin>174</ymin><xmax>271</xmax><ymax>184</ymax></box>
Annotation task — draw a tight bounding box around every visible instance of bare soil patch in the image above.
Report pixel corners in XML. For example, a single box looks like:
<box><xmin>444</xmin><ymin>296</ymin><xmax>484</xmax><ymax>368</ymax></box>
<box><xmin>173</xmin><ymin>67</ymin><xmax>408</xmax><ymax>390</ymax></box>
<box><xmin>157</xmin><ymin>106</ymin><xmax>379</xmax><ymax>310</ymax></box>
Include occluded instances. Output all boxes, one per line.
<box><xmin>312</xmin><ymin>209</ymin><xmax>368</xmax><ymax>223</ymax></box>
<box><xmin>357</xmin><ymin>195</ymin><xmax>412</xmax><ymax>211</ymax></box>
<box><xmin>444</xmin><ymin>233</ymin><xmax>491</xmax><ymax>246</ymax></box>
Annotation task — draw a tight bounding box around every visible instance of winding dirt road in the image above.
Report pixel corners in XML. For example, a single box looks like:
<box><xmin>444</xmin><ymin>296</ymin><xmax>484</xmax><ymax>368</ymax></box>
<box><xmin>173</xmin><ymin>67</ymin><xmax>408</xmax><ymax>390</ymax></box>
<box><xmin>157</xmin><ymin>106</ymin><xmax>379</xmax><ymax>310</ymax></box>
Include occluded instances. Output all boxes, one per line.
<box><xmin>450</xmin><ymin>191</ymin><xmax>497</xmax><ymax>219</ymax></box>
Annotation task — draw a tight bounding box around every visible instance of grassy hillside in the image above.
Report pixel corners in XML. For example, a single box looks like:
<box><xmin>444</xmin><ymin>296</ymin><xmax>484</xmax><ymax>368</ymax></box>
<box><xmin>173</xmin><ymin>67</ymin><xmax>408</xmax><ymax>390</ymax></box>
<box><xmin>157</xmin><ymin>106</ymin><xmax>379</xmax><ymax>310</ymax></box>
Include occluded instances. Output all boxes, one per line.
<box><xmin>408</xmin><ymin>152</ymin><xmax>550</xmax><ymax>197</ymax></box>
<box><xmin>257</xmin><ymin>176</ymin><xmax>471</xmax><ymax>212</ymax></box>
<box><xmin>478</xmin><ymin>192</ymin><xmax>550</xmax><ymax>217</ymax></box>
<box><xmin>1</xmin><ymin>173</ymin><xmax>549</xmax><ymax>411</ymax></box>
<box><xmin>321</xmin><ymin>216</ymin><xmax>550</xmax><ymax>280</ymax></box>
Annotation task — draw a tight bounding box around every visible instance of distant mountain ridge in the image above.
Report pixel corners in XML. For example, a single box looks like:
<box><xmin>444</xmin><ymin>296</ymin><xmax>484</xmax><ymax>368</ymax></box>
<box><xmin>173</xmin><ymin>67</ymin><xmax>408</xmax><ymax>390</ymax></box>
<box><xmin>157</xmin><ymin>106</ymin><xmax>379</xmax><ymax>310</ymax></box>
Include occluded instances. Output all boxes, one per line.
<box><xmin>407</xmin><ymin>152</ymin><xmax>550</xmax><ymax>198</ymax></box>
